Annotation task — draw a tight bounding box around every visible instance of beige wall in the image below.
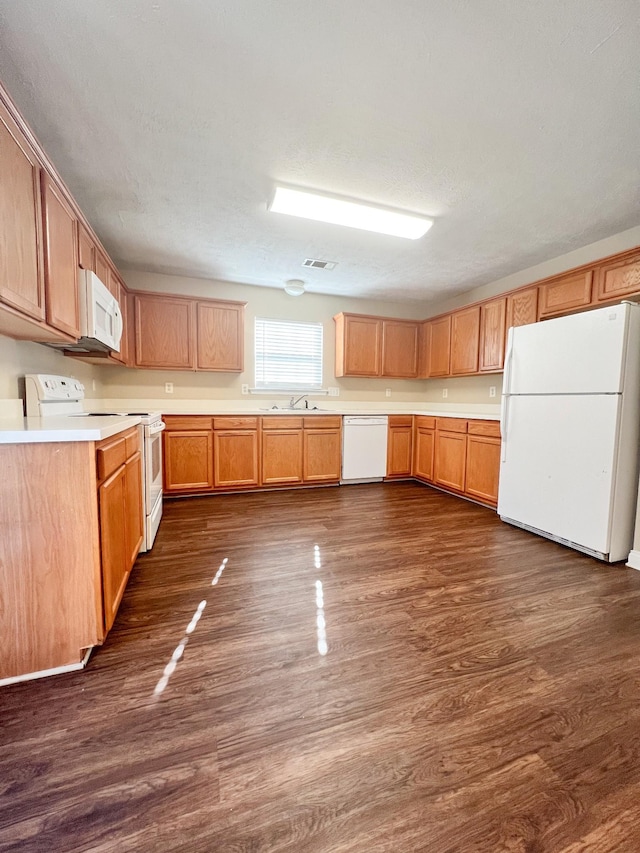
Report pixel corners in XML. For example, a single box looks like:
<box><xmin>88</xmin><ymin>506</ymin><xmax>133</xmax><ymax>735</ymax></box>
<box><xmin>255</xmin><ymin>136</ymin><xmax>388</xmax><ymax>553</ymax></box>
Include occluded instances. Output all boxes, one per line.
<box><xmin>2</xmin><ymin>224</ymin><xmax>639</xmax><ymax>413</ymax></box>
<box><xmin>425</xmin><ymin>224</ymin><xmax>640</xmax><ymax>318</ymax></box>
<box><xmin>0</xmin><ymin>334</ymin><xmax>100</xmax><ymax>413</ymax></box>
<box><xmin>100</xmin><ymin>271</ymin><xmax>433</xmax><ymax>406</ymax></box>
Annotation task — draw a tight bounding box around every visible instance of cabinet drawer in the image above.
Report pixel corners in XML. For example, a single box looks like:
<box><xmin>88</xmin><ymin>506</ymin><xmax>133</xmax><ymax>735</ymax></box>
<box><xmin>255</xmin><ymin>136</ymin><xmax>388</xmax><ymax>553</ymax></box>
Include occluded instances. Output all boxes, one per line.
<box><xmin>388</xmin><ymin>415</ymin><xmax>413</xmax><ymax>428</ymax></box>
<box><xmin>467</xmin><ymin>420</ymin><xmax>501</xmax><ymax>438</ymax></box>
<box><xmin>436</xmin><ymin>417</ymin><xmax>467</xmax><ymax>433</ymax></box>
<box><xmin>163</xmin><ymin>416</ymin><xmax>213</xmax><ymax>431</ymax></box>
<box><xmin>124</xmin><ymin>427</ymin><xmax>140</xmax><ymax>458</ymax></box>
<box><xmin>261</xmin><ymin>416</ymin><xmax>304</xmax><ymax>430</ymax></box>
<box><xmin>303</xmin><ymin>416</ymin><xmax>342</xmax><ymax>429</ymax></box>
<box><xmin>96</xmin><ymin>435</ymin><xmax>127</xmax><ymax>481</ymax></box>
<box><xmin>213</xmin><ymin>416</ymin><xmax>258</xmax><ymax>430</ymax></box>
<box><xmin>415</xmin><ymin>416</ymin><xmax>436</xmax><ymax>429</ymax></box>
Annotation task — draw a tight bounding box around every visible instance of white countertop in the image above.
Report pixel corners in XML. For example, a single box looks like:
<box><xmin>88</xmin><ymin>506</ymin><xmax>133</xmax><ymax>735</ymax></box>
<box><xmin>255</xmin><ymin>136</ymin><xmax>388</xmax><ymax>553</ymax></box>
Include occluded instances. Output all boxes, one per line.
<box><xmin>0</xmin><ymin>415</ymin><xmax>142</xmax><ymax>444</ymax></box>
<box><xmin>0</xmin><ymin>404</ymin><xmax>501</xmax><ymax>444</ymax></box>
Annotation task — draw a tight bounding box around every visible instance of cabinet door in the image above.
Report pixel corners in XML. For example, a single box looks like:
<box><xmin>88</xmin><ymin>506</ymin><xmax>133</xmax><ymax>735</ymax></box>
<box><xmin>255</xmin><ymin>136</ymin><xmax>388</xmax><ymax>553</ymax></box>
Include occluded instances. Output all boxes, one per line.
<box><xmin>450</xmin><ymin>305</ymin><xmax>480</xmax><ymax>375</ymax></box>
<box><xmin>95</xmin><ymin>250</ymin><xmax>118</xmax><ymax>298</ymax></box>
<box><xmin>0</xmin><ymin>101</ymin><xmax>45</xmax><ymax>320</ymax></box>
<box><xmin>135</xmin><ymin>293</ymin><xmax>195</xmax><ymax>369</ymax></box>
<box><xmin>434</xmin><ymin>430</ymin><xmax>467</xmax><ymax>492</ymax></box>
<box><xmin>99</xmin><ymin>465</ymin><xmax>128</xmax><ymax>633</ymax></box>
<box><xmin>342</xmin><ymin>315</ymin><xmax>382</xmax><ymax>376</ymax></box>
<box><xmin>381</xmin><ymin>320</ymin><xmax>418</xmax><ymax>378</ymax></box>
<box><xmin>261</xmin><ymin>430</ymin><xmax>303</xmax><ymax>484</ymax></box>
<box><xmin>77</xmin><ymin>224</ymin><xmax>95</xmax><ymax>272</ymax></box>
<box><xmin>413</xmin><ymin>427</ymin><xmax>435</xmax><ymax>482</ymax></box>
<box><xmin>197</xmin><ymin>301</ymin><xmax>244</xmax><ymax>371</ymax></box>
<box><xmin>538</xmin><ymin>270</ymin><xmax>593</xmax><ymax>318</ymax></box>
<box><xmin>41</xmin><ymin>174</ymin><xmax>80</xmax><ymax>338</ymax></box>
<box><xmin>596</xmin><ymin>252</ymin><xmax>640</xmax><ymax>302</ymax></box>
<box><xmin>479</xmin><ymin>298</ymin><xmax>506</xmax><ymax>372</ymax></box>
<box><xmin>427</xmin><ymin>316</ymin><xmax>451</xmax><ymax>377</ymax></box>
<box><xmin>506</xmin><ymin>286</ymin><xmax>538</xmax><ymax>329</ymax></box>
<box><xmin>303</xmin><ymin>429</ymin><xmax>341</xmax><ymax>483</ymax></box>
<box><xmin>386</xmin><ymin>420</ymin><xmax>413</xmax><ymax>478</ymax></box>
<box><xmin>214</xmin><ymin>430</ymin><xmax>259</xmax><ymax>488</ymax></box>
<box><xmin>465</xmin><ymin>435</ymin><xmax>501</xmax><ymax>506</ymax></box>
<box><xmin>124</xmin><ymin>451</ymin><xmax>144</xmax><ymax>568</ymax></box>
<box><xmin>163</xmin><ymin>430</ymin><xmax>214</xmax><ymax>492</ymax></box>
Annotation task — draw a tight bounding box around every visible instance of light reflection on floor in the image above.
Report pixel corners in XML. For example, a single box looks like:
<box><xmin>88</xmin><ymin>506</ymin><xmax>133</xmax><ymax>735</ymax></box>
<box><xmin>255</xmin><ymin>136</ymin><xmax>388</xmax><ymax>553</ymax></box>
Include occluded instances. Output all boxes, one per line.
<box><xmin>314</xmin><ymin>543</ymin><xmax>328</xmax><ymax>656</ymax></box>
<box><xmin>152</xmin><ymin>557</ymin><xmax>229</xmax><ymax>697</ymax></box>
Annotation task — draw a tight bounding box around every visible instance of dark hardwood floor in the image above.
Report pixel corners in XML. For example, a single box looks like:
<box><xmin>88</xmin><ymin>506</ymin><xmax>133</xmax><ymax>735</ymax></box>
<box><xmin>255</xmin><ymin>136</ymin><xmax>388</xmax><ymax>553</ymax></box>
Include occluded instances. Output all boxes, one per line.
<box><xmin>3</xmin><ymin>482</ymin><xmax>640</xmax><ymax>852</ymax></box>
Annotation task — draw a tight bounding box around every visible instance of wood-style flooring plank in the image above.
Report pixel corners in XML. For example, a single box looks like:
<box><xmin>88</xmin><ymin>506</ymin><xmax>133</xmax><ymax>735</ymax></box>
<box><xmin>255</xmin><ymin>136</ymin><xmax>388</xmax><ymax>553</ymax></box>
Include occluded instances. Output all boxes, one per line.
<box><xmin>3</xmin><ymin>482</ymin><xmax>640</xmax><ymax>851</ymax></box>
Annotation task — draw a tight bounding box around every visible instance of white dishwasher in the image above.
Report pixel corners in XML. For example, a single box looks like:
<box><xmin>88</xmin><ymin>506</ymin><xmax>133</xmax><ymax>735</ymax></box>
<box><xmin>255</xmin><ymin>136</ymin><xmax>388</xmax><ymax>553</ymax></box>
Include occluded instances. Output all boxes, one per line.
<box><xmin>341</xmin><ymin>416</ymin><xmax>389</xmax><ymax>483</ymax></box>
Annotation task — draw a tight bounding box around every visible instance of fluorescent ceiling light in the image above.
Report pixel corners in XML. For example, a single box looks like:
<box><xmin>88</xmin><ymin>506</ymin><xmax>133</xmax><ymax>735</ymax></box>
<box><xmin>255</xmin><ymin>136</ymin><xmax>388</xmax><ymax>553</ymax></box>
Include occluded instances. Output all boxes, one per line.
<box><xmin>269</xmin><ymin>187</ymin><xmax>433</xmax><ymax>240</ymax></box>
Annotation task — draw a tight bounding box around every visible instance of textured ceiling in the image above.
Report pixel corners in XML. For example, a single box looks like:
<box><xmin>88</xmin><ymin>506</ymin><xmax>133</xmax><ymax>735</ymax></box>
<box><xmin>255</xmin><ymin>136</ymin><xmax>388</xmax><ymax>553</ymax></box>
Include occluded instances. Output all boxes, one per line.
<box><xmin>0</xmin><ymin>1</ymin><xmax>638</xmax><ymax>304</ymax></box>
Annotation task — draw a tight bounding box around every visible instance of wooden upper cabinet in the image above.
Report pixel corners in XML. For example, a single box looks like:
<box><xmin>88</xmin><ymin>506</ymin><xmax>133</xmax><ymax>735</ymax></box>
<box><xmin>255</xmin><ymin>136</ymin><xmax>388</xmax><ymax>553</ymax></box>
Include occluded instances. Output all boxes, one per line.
<box><xmin>506</xmin><ymin>286</ymin><xmax>538</xmax><ymax>329</ymax></box>
<box><xmin>450</xmin><ymin>305</ymin><xmax>480</xmax><ymax>375</ymax></box>
<box><xmin>0</xmin><ymin>100</ymin><xmax>44</xmax><ymax>321</ymax></box>
<box><xmin>426</xmin><ymin>315</ymin><xmax>451</xmax><ymax>377</ymax></box>
<box><xmin>596</xmin><ymin>252</ymin><xmax>640</xmax><ymax>302</ymax></box>
<box><xmin>41</xmin><ymin>173</ymin><xmax>80</xmax><ymax>338</ymax></box>
<box><xmin>196</xmin><ymin>301</ymin><xmax>244</xmax><ymax>371</ymax></box>
<box><xmin>77</xmin><ymin>224</ymin><xmax>96</xmax><ymax>272</ymax></box>
<box><xmin>335</xmin><ymin>313</ymin><xmax>382</xmax><ymax>377</ymax></box>
<box><xmin>94</xmin><ymin>250</ymin><xmax>118</xmax><ymax>298</ymax></box>
<box><xmin>134</xmin><ymin>293</ymin><xmax>195</xmax><ymax>369</ymax></box>
<box><xmin>479</xmin><ymin>297</ymin><xmax>506</xmax><ymax>373</ymax></box>
<box><xmin>381</xmin><ymin>320</ymin><xmax>419</xmax><ymax>378</ymax></box>
<box><xmin>538</xmin><ymin>270</ymin><xmax>593</xmax><ymax>318</ymax></box>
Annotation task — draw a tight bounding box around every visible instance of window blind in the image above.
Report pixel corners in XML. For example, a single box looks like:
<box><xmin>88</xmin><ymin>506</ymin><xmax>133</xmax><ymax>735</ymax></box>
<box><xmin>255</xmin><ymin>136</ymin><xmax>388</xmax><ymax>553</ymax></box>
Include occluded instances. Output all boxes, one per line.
<box><xmin>255</xmin><ymin>317</ymin><xmax>323</xmax><ymax>390</ymax></box>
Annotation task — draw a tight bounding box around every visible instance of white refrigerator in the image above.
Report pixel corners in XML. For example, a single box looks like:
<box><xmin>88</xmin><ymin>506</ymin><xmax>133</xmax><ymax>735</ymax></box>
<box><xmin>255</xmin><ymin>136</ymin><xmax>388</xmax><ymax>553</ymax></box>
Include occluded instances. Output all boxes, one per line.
<box><xmin>497</xmin><ymin>301</ymin><xmax>640</xmax><ymax>562</ymax></box>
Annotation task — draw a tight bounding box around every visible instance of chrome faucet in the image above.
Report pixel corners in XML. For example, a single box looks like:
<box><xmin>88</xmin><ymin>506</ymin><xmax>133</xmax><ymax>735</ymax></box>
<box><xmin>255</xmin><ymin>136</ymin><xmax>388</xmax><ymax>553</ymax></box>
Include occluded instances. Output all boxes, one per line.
<box><xmin>289</xmin><ymin>394</ymin><xmax>308</xmax><ymax>409</ymax></box>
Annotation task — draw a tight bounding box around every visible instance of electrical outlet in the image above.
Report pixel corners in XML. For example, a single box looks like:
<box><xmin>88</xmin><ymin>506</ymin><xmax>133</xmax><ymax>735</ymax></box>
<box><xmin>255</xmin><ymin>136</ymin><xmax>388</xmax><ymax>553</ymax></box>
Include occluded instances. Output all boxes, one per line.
<box><xmin>165</xmin><ymin>382</ymin><xmax>174</xmax><ymax>394</ymax></box>
<box><xmin>241</xmin><ymin>384</ymin><xmax>249</xmax><ymax>395</ymax></box>
<box><xmin>328</xmin><ymin>387</ymin><xmax>340</xmax><ymax>397</ymax></box>
<box><xmin>385</xmin><ymin>388</ymin><xmax>391</xmax><ymax>398</ymax></box>
<box><xmin>442</xmin><ymin>388</ymin><xmax>448</xmax><ymax>399</ymax></box>
<box><xmin>489</xmin><ymin>386</ymin><xmax>497</xmax><ymax>398</ymax></box>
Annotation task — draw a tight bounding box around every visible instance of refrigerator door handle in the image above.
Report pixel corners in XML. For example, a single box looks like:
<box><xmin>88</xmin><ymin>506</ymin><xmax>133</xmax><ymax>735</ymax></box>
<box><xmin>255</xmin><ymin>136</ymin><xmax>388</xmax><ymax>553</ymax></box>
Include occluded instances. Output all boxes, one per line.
<box><xmin>500</xmin><ymin>329</ymin><xmax>515</xmax><ymax>463</ymax></box>
<box><xmin>500</xmin><ymin>394</ymin><xmax>510</xmax><ymax>462</ymax></box>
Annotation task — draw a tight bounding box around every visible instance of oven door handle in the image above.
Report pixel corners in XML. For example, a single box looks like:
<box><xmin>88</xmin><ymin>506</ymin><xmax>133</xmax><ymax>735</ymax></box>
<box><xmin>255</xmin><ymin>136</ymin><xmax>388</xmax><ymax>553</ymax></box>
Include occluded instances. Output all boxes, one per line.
<box><xmin>149</xmin><ymin>421</ymin><xmax>166</xmax><ymax>435</ymax></box>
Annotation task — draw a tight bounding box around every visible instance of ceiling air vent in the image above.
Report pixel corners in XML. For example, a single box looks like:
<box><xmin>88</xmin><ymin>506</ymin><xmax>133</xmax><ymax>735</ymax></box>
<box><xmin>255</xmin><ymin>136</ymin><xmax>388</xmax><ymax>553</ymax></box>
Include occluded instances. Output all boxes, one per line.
<box><xmin>302</xmin><ymin>258</ymin><xmax>337</xmax><ymax>270</ymax></box>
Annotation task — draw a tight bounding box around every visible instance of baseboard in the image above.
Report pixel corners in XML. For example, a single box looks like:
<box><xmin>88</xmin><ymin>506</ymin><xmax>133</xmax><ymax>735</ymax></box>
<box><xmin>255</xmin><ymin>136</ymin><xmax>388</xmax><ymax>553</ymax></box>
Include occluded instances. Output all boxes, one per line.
<box><xmin>626</xmin><ymin>549</ymin><xmax>640</xmax><ymax>570</ymax></box>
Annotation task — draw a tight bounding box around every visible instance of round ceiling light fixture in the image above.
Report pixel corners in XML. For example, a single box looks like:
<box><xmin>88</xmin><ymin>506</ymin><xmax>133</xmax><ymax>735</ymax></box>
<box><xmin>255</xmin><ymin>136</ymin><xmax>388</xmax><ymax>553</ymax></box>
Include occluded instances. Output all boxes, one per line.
<box><xmin>284</xmin><ymin>279</ymin><xmax>305</xmax><ymax>296</ymax></box>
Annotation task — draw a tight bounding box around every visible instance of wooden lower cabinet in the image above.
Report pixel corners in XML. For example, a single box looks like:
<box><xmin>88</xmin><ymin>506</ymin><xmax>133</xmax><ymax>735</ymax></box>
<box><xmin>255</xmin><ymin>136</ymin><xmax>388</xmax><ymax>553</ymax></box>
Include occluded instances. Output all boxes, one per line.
<box><xmin>262</xmin><ymin>426</ymin><xmax>304</xmax><ymax>485</ymax></box>
<box><xmin>303</xmin><ymin>425</ymin><xmax>341</xmax><ymax>483</ymax></box>
<box><xmin>97</xmin><ymin>428</ymin><xmax>144</xmax><ymax>634</ymax></box>
<box><xmin>412</xmin><ymin>417</ymin><xmax>435</xmax><ymax>482</ymax></box>
<box><xmin>465</xmin><ymin>434</ymin><xmax>501</xmax><ymax>506</ymax></box>
<box><xmin>386</xmin><ymin>416</ymin><xmax>414</xmax><ymax>478</ymax></box>
<box><xmin>434</xmin><ymin>428</ymin><xmax>467</xmax><ymax>493</ymax></box>
<box><xmin>163</xmin><ymin>423</ymin><xmax>214</xmax><ymax>493</ymax></box>
<box><xmin>214</xmin><ymin>426</ymin><xmax>259</xmax><ymax>488</ymax></box>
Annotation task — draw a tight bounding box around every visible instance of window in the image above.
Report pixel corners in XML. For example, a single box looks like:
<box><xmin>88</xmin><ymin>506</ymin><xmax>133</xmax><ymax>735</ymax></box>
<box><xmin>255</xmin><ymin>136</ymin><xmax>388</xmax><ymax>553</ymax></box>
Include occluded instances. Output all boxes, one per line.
<box><xmin>255</xmin><ymin>317</ymin><xmax>323</xmax><ymax>390</ymax></box>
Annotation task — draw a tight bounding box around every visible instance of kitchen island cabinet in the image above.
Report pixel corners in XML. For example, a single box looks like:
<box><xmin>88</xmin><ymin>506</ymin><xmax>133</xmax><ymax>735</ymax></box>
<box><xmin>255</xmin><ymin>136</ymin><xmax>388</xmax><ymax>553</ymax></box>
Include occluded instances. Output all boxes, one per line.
<box><xmin>0</xmin><ymin>420</ymin><xmax>144</xmax><ymax>685</ymax></box>
<box><xmin>97</xmin><ymin>427</ymin><xmax>143</xmax><ymax>632</ymax></box>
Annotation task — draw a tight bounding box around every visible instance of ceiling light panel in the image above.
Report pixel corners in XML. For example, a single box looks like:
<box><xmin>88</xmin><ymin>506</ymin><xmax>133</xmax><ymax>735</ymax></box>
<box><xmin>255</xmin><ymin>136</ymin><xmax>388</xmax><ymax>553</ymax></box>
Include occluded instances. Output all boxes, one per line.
<box><xmin>269</xmin><ymin>187</ymin><xmax>433</xmax><ymax>240</ymax></box>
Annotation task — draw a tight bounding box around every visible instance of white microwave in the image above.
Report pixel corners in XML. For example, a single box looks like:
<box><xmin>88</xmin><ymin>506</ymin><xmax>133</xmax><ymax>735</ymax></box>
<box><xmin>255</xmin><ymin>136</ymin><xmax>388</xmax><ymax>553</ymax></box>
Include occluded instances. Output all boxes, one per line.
<box><xmin>51</xmin><ymin>270</ymin><xmax>123</xmax><ymax>353</ymax></box>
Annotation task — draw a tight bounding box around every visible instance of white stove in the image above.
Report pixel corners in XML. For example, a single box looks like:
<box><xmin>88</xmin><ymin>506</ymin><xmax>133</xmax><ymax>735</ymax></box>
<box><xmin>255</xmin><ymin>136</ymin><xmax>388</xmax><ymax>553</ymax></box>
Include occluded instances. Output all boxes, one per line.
<box><xmin>24</xmin><ymin>374</ymin><xmax>164</xmax><ymax>551</ymax></box>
